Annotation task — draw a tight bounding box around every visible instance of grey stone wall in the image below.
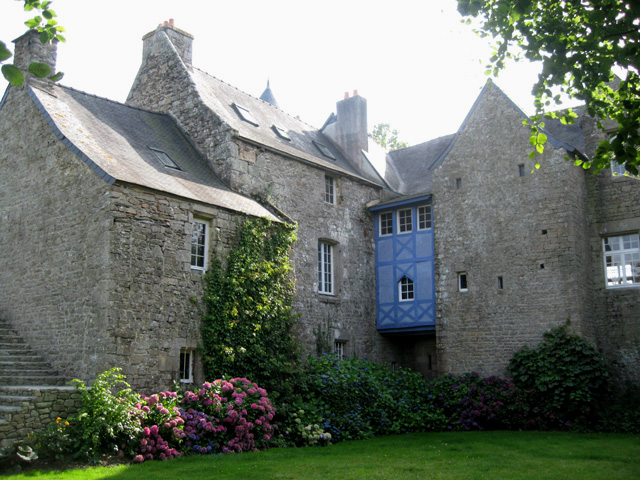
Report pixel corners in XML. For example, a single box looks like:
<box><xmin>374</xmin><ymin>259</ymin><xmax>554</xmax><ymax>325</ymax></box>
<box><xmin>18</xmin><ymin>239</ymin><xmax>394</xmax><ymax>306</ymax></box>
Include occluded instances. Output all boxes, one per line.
<box><xmin>0</xmin><ymin>85</ymin><xmax>114</xmax><ymax>385</ymax></box>
<box><xmin>0</xmin><ymin>387</ymin><xmax>82</xmax><ymax>448</ymax></box>
<box><xmin>125</xmin><ymin>26</ymin><xmax>408</xmax><ymax>370</ymax></box>
<box><xmin>107</xmin><ymin>182</ymin><xmax>246</xmax><ymax>392</ymax></box>
<box><xmin>587</xmin><ymin>170</ymin><xmax>640</xmax><ymax>384</ymax></box>
<box><xmin>431</xmin><ymin>85</ymin><xmax>595</xmax><ymax>377</ymax></box>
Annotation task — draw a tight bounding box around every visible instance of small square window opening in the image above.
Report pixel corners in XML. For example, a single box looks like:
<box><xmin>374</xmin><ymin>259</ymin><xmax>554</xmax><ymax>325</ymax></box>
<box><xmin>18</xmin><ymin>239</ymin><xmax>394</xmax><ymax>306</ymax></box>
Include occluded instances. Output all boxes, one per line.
<box><xmin>519</xmin><ymin>164</ymin><xmax>525</xmax><ymax>177</ymax></box>
<box><xmin>456</xmin><ymin>178</ymin><xmax>462</xmax><ymax>189</ymax></box>
<box><xmin>458</xmin><ymin>272</ymin><xmax>468</xmax><ymax>292</ymax></box>
<box><xmin>334</xmin><ymin>340</ymin><xmax>346</xmax><ymax>359</ymax></box>
<box><xmin>498</xmin><ymin>276</ymin><xmax>504</xmax><ymax>289</ymax></box>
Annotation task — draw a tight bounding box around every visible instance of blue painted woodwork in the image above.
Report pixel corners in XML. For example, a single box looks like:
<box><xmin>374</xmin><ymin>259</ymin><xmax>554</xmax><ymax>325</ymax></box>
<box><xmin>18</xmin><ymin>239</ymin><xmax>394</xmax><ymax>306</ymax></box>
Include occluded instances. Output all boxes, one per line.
<box><xmin>371</xmin><ymin>196</ymin><xmax>435</xmax><ymax>334</ymax></box>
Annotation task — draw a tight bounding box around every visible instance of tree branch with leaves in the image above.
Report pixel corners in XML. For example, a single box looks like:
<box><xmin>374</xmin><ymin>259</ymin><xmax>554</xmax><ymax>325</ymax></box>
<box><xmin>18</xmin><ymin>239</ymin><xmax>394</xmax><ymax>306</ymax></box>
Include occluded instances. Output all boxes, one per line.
<box><xmin>1</xmin><ymin>0</ymin><xmax>65</xmax><ymax>86</ymax></box>
<box><xmin>458</xmin><ymin>0</ymin><xmax>640</xmax><ymax>175</ymax></box>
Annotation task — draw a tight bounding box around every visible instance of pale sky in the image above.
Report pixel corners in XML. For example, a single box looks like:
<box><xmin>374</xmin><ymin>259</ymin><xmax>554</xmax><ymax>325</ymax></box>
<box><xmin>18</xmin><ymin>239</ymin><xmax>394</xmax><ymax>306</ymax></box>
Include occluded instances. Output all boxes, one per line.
<box><xmin>1</xmin><ymin>0</ymin><xmax>553</xmax><ymax>145</ymax></box>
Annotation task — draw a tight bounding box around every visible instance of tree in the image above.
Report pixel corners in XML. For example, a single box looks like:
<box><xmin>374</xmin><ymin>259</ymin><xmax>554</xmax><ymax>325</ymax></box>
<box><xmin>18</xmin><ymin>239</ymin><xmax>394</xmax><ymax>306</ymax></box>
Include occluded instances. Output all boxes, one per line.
<box><xmin>457</xmin><ymin>0</ymin><xmax>640</xmax><ymax>175</ymax></box>
<box><xmin>371</xmin><ymin>123</ymin><xmax>409</xmax><ymax>152</ymax></box>
<box><xmin>1</xmin><ymin>0</ymin><xmax>65</xmax><ymax>86</ymax></box>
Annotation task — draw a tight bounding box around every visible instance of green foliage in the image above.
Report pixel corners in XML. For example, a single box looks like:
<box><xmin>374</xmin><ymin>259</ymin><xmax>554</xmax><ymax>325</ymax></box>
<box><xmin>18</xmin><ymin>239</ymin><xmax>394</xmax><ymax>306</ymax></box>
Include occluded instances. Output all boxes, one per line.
<box><xmin>1</xmin><ymin>0</ymin><xmax>66</xmax><ymax>86</ymax></box>
<box><xmin>298</xmin><ymin>355</ymin><xmax>445</xmax><ymax>442</ymax></box>
<box><xmin>508</xmin><ymin>324</ymin><xmax>610</xmax><ymax>424</ymax></box>
<box><xmin>596</xmin><ymin>383</ymin><xmax>640</xmax><ymax>433</ymax></box>
<box><xmin>371</xmin><ymin>123</ymin><xmax>409</xmax><ymax>152</ymax></box>
<box><xmin>458</xmin><ymin>0</ymin><xmax>640</xmax><ymax>174</ymax></box>
<box><xmin>65</xmin><ymin>368</ymin><xmax>143</xmax><ymax>460</ymax></box>
<box><xmin>200</xmin><ymin>218</ymin><xmax>301</xmax><ymax>400</ymax></box>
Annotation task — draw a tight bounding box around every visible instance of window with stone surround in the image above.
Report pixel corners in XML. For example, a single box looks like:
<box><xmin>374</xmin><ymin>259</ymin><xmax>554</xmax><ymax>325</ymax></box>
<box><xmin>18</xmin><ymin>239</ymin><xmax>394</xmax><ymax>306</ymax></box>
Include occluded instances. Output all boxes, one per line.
<box><xmin>417</xmin><ymin>205</ymin><xmax>432</xmax><ymax>230</ymax></box>
<box><xmin>379</xmin><ymin>211</ymin><xmax>393</xmax><ymax>236</ymax></box>
<box><xmin>399</xmin><ymin>276</ymin><xmax>414</xmax><ymax>301</ymax></box>
<box><xmin>398</xmin><ymin>208</ymin><xmax>413</xmax><ymax>234</ymax></box>
<box><xmin>603</xmin><ymin>234</ymin><xmax>640</xmax><ymax>287</ymax></box>
<box><xmin>325</xmin><ymin>175</ymin><xmax>336</xmax><ymax>204</ymax></box>
<box><xmin>179</xmin><ymin>348</ymin><xmax>194</xmax><ymax>383</ymax></box>
<box><xmin>458</xmin><ymin>272</ymin><xmax>468</xmax><ymax>292</ymax></box>
<box><xmin>334</xmin><ymin>340</ymin><xmax>346</xmax><ymax>359</ymax></box>
<box><xmin>191</xmin><ymin>219</ymin><xmax>209</xmax><ymax>271</ymax></box>
<box><xmin>318</xmin><ymin>241</ymin><xmax>334</xmax><ymax>295</ymax></box>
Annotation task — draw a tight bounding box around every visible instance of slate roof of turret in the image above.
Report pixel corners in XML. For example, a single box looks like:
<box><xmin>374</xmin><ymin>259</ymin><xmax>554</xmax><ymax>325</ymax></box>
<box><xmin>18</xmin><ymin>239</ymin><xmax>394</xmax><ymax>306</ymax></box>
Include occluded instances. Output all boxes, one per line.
<box><xmin>259</xmin><ymin>80</ymin><xmax>279</xmax><ymax>107</ymax></box>
<box><xmin>27</xmin><ymin>83</ymin><xmax>278</xmax><ymax>220</ymax></box>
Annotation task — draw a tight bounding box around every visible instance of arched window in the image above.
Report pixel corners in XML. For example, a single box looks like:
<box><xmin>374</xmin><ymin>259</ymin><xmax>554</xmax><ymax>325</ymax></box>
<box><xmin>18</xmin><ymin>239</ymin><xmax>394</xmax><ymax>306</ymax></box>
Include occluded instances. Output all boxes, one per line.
<box><xmin>398</xmin><ymin>276</ymin><xmax>414</xmax><ymax>301</ymax></box>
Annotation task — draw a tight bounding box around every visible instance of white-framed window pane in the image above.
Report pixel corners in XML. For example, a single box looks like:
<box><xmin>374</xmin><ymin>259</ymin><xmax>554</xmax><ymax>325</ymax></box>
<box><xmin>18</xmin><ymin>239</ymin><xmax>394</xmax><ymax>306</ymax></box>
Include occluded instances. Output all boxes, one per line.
<box><xmin>180</xmin><ymin>349</ymin><xmax>194</xmax><ymax>383</ymax></box>
<box><xmin>334</xmin><ymin>341</ymin><xmax>345</xmax><ymax>359</ymax></box>
<box><xmin>191</xmin><ymin>220</ymin><xmax>208</xmax><ymax>270</ymax></box>
<box><xmin>603</xmin><ymin>234</ymin><xmax>640</xmax><ymax>287</ymax></box>
<box><xmin>380</xmin><ymin>212</ymin><xmax>393</xmax><ymax>236</ymax></box>
<box><xmin>325</xmin><ymin>175</ymin><xmax>335</xmax><ymax>204</ymax></box>
<box><xmin>418</xmin><ymin>205</ymin><xmax>432</xmax><ymax>230</ymax></box>
<box><xmin>399</xmin><ymin>276</ymin><xmax>414</xmax><ymax>301</ymax></box>
<box><xmin>318</xmin><ymin>242</ymin><xmax>334</xmax><ymax>294</ymax></box>
<box><xmin>398</xmin><ymin>209</ymin><xmax>412</xmax><ymax>233</ymax></box>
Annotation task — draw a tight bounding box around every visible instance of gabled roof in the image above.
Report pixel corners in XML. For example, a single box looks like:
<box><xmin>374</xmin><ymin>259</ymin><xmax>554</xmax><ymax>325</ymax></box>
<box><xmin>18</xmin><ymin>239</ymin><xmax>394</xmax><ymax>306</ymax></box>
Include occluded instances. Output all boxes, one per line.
<box><xmin>28</xmin><ymin>84</ymin><xmax>277</xmax><ymax>220</ymax></box>
<box><xmin>387</xmin><ymin>134</ymin><xmax>457</xmax><ymax>195</ymax></box>
<box><xmin>189</xmin><ymin>68</ymin><xmax>383</xmax><ymax>186</ymax></box>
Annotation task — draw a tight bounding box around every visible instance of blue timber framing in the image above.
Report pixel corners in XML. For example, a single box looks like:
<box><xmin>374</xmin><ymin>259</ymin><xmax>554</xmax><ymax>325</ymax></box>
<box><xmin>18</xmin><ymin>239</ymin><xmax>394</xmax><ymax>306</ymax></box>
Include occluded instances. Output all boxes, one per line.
<box><xmin>371</xmin><ymin>195</ymin><xmax>436</xmax><ymax>334</ymax></box>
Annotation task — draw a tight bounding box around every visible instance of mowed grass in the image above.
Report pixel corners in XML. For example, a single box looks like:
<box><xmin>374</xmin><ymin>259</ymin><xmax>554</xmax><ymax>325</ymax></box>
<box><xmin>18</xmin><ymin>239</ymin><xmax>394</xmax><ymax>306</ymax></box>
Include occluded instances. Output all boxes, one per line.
<box><xmin>7</xmin><ymin>431</ymin><xmax>640</xmax><ymax>480</ymax></box>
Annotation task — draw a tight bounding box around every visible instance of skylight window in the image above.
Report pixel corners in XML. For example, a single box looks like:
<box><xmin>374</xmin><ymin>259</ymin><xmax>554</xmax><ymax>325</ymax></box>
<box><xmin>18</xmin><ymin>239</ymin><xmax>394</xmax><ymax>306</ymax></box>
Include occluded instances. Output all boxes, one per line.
<box><xmin>233</xmin><ymin>103</ymin><xmax>259</xmax><ymax>126</ymax></box>
<box><xmin>272</xmin><ymin>125</ymin><xmax>291</xmax><ymax>141</ymax></box>
<box><xmin>149</xmin><ymin>147</ymin><xmax>180</xmax><ymax>170</ymax></box>
<box><xmin>313</xmin><ymin>141</ymin><xmax>336</xmax><ymax>160</ymax></box>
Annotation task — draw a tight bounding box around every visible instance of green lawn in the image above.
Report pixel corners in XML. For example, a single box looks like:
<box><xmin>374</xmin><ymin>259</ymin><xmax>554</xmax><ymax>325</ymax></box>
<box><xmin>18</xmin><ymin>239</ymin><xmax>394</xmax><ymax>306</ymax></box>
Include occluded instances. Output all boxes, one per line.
<box><xmin>6</xmin><ymin>431</ymin><xmax>640</xmax><ymax>480</ymax></box>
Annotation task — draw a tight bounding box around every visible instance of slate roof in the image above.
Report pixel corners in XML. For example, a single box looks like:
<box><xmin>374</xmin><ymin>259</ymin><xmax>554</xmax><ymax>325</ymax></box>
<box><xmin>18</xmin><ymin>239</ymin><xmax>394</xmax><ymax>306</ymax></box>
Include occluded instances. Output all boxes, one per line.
<box><xmin>28</xmin><ymin>84</ymin><xmax>277</xmax><ymax>220</ymax></box>
<box><xmin>189</xmin><ymin>68</ymin><xmax>383</xmax><ymax>185</ymax></box>
<box><xmin>387</xmin><ymin>134</ymin><xmax>456</xmax><ymax>196</ymax></box>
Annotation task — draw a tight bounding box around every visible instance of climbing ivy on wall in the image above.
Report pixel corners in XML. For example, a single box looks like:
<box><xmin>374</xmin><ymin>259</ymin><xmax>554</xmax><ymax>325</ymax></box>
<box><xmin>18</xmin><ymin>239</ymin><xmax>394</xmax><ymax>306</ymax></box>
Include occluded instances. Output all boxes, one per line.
<box><xmin>200</xmin><ymin>217</ymin><xmax>301</xmax><ymax>399</ymax></box>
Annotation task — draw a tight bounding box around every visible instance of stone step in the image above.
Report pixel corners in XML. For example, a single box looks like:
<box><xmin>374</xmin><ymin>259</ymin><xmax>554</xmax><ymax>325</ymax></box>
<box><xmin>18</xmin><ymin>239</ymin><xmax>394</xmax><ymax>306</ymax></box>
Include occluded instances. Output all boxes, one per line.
<box><xmin>0</xmin><ymin>395</ymin><xmax>34</xmax><ymax>407</ymax></box>
<box><xmin>0</xmin><ymin>375</ymin><xmax>67</xmax><ymax>386</ymax></box>
<box><xmin>0</xmin><ymin>360</ymin><xmax>52</xmax><ymax>369</ymax></box>
<box><xmin>0</xmin><ymin>367</ymin><xmax>57</xmax><ymax>376</ymax></box>
<box><xmin>0</xmin><ymin>354</ymin><xmax>48</xmax><ymax>363</ymax></box>
<box><xmin>0</xmin><ymin>341</ymin><xmax>29</xmax><ymax>349</ymax></box>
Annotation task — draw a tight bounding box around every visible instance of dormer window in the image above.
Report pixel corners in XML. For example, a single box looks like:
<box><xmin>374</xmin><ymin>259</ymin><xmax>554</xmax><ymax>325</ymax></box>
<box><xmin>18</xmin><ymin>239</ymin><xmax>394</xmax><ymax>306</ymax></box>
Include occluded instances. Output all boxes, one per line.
<box><xmin>313</xmin><ymin>141</ymin><xmax>336</xmax><ymax>160</ymax></box>
<box><xmin>149</xmin><ymin>147</ymin><xmax>180</xmax><ymax>170</ymax></box>
<box><xmin>272</xmin><ymin>125</ymin><xmax>291</xmax><ymax>141</ymax></box>
<box><xmin>233</xmin><ymin>103</ymin><xmax>259</xmax><ymax>126</ymax></box>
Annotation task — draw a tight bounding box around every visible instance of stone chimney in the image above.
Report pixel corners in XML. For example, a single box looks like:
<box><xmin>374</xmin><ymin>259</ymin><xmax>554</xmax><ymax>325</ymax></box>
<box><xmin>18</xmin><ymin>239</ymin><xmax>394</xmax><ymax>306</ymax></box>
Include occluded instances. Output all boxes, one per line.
<box><xmin>12</xmin><ymin>29</ymin><xmax>57</xmax><ymax>79</ymax></box>
<box><xmin>322</xmin><ymin>90</ymin><xmax>369</xmax><ymax>169</ymax></box>
<box><xmin>141</xmin><ymin>19</ymin><xmax>194</xmax><ymax>67</ymax></box>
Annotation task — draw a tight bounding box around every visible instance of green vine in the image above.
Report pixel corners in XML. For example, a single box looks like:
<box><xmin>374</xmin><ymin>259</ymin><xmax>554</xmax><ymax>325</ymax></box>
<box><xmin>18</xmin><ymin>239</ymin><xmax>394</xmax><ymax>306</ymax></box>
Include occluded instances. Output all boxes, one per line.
<box><xmin>200</xmin><ymin>217</ymin><xmax>301</xmax><ymax>399</ymax></box>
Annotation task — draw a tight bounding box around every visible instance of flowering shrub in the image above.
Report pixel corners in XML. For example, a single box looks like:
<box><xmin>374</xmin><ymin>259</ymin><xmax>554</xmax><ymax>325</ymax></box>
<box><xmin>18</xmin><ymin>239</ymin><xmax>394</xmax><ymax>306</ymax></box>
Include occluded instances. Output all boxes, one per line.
<box><xmin>300</xmin><ymin>355</ymin><xmax>445</xmax><ymax>442</ymax></box>
<box><xmin>430</xmin><ymin>373</ymin><xmax>536</xmax><ymax>431</ymax></box>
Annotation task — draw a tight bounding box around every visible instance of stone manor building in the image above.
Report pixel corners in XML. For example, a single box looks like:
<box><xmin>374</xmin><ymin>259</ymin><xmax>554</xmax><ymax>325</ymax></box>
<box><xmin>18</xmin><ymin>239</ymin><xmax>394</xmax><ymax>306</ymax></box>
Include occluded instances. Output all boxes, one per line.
<box><xmin>1</xmin><ymin>23</ymin><xmax>639</xmax><ymax>397</ymax></box>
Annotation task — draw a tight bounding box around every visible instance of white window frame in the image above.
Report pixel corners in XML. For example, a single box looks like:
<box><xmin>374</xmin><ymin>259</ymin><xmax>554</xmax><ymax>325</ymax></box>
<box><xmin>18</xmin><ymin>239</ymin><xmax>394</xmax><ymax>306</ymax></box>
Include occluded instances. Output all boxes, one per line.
<box><xmin>325</xmin><ymin>175</ymin><xmax>336</xmax><ymax>204</ymax></box>
<box><xmin>398</xmin><ymin>208</ymin><xmax>413</xmax><ymax>234</ymax></box>
<box><xmin>179</xmin><ymin>348</ymin><xmax>195</xmax><ymax>383</ymax></box>
<box><xmin>318</xmin><ymin>241</ymin><xmax>334</xmax><ymax>295</ymax></box>
<box><xmin>603</xmin><ymin>234</ymin><xmax>640</xmax><ymax>288</ymax></box>
<box><xmin>399</xmin><ymin>276</ymin><xmax>415</xmax><ymax>301</ymax></box>
<box><xmin>458</xmin><ymin>272</ymin><xmax>468</xmax><ymax>292</ymax></box>
<box><xmin>379</xmin><ymin>211</ymin><xmax>393</xmax><ymax>236</ymax></box>
<box><xmin>417</xmin><ymin>205</ymin><xmax>432</xmax><ymax>230</ymax></box>
<box><xmin>191</xmin><ymin>219</ymin><xmax>209</xmax><ymax>271</ymax></box>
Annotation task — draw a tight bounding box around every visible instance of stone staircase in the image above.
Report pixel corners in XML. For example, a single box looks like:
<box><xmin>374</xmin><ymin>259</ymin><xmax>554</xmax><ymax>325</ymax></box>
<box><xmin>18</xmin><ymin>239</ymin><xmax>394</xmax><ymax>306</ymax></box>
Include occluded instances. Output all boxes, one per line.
<box><xmin>0</xmin><ymin>318</ymin><xmax>70</xmax><ymax>447</ymax></box>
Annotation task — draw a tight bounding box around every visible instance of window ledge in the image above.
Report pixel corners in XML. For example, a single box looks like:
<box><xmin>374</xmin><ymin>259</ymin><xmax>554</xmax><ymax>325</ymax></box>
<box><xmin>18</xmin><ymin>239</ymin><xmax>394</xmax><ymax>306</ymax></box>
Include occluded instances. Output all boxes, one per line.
<box><xmin>318</xmin><ymin>294</ymin><xmax>341</xmax><ymax>304</ymax></box>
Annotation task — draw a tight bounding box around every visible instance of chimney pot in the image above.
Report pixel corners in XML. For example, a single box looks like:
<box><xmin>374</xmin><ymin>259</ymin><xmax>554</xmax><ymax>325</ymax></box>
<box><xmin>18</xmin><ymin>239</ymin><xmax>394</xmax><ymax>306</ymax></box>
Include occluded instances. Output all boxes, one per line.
<box><xmin>169</xmin><ymin>18</ymin><xmax>174</xmax><ymax>26</ymax></box>
<box><xmin>344</xmin><ymin>92</ymin><xmax>349</xmax><ymax>99</ymax></box>
<box><xmin>353</xmin><ymin>89</ymin><xmax>358</xmax><ymax>96</ymax></box>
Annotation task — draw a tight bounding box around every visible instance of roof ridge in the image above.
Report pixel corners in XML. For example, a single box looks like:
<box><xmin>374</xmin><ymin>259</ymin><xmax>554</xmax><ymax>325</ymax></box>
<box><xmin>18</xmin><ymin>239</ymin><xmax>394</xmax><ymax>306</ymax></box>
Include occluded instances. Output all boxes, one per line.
<box><xmin>190</xmin><ymin>66</ymin><xmax>319</xmax><ymax>129</ymax></box>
